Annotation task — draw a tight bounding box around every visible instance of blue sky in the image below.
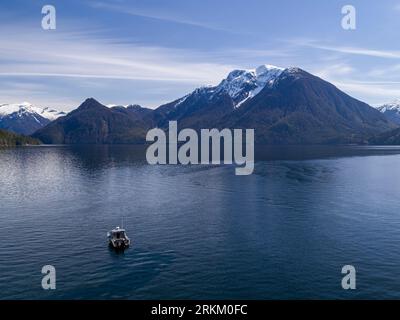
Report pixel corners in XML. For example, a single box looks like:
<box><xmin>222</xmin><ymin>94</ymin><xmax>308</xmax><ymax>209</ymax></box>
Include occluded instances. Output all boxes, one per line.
<box><xmin>1</xmin><ymin>0</ymin><xmax>400</xmax><ymax>111</ymax></box>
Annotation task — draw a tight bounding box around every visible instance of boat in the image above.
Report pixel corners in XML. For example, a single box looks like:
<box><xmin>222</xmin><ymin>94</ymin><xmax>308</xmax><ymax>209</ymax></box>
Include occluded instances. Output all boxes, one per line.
<box><xmin>107</xmin><ymin>226</ymin><xmax>130</xmax><ymax>249</ymax></box>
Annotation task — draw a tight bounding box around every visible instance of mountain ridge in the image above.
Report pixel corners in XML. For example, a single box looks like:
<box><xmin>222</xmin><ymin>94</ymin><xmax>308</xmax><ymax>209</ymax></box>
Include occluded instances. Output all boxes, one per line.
<box><xmin>0</xmin><ymin>102</ymin><xmax>65</xmax><ymax>135</ymax></box>
<box><xmin>377</xmin><ymin>99</ymin><xmax>400</xmax><ymax>125</ymax></box>
<box><xmin>32</xmin><ymin>65</ymin><xmax>397</xmax><ymax>145</ymax></box>
<box><xmin>32</xmin><ymin>98</ymin><xmax>152</xmax><ymax>144</ymax></box>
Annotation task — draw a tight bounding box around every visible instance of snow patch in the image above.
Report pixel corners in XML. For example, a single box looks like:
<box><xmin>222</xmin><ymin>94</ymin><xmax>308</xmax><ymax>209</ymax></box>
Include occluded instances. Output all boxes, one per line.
<box><xmin>0</xmin><ymin>103</ymin><xmax>65</xmax><ymax>120</ymax></box>
<box><xmin>216</xmin><ymin>64</ymin><xmax>284</xmax><ymax>108</ymax></box>
<box><xmin>377</xmin><ymin>99</ymin><xmax>400</xmax><ymax>113</ymax></box>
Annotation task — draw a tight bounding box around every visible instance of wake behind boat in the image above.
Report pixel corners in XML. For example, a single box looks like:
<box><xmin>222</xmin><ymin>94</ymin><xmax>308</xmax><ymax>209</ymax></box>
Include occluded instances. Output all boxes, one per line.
<box><xmin>107</xmin><ymin>226</ymin><xmax>130</xmax><ymax>249</ymax></box>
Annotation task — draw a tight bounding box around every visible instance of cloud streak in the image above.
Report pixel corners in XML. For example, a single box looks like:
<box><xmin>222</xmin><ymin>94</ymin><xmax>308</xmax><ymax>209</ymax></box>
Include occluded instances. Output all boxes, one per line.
<box><xmin>88</xmin><ymin>1</ymin><xmax>231</xmax><ymax>33</ymax></box>
<box><xmin>334</xmin><ymin>80</ymin><xmax>400</xmax><ymax>106</ymax></box>
<box><xmin>0</xmin><ymin>26</ymin><xmax>235</xmax><ymax>84</ymax></box>
<box><xmin>290</xmin><ymin>39</ymin><xmax>400</xmax><ymax>59</ymax></box>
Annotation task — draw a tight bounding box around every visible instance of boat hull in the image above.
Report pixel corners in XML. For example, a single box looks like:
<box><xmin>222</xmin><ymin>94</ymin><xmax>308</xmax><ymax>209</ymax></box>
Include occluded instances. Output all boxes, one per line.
<box><xmin>108</xmin><ymin>239</ymin><xmax>130</xmax><ymax>249</ymax></box>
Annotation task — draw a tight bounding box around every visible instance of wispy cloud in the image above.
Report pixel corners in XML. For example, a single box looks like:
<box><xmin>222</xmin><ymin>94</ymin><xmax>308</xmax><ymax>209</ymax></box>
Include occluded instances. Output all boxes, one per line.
<box><xmin>367</xmin><ymin>64</ymin><xmax>400</xmax><ymax>78</ymax></box>
<box><xmin>312</xmin><ymin>45</ymin><xmax>400</xmax><ymax>59</ymax></box>
<box><xmin>0</xmin><ymin>79</ymin><xmax>80</xmax><ymax>109</ymax></box>
<box><xmin>313</xmin><ymin>63</ymin><xmax>355</xmax><ymax>80</ymax></box>
<box><xmin>0</xmin><ymin>26</ymin><xmax>235</xmax><ymax>84</ymax></box>
<box><xmin>290</xmin><ymin>39</ymin><xmax>400</xmax><ymax>59</ymax></box>
<box><xmin>88</xmin><ymin>1</ymin><xmax>231</xmax><ymax>33</ymax></box>
<box><xmin>0</xmin><ymin>22</ymin><xmax>243</xmax><ymax>109</ymax></box>
<box><xmin>333</xmin><ymin>81</ymin><xmax>400</xmax><ymax>106</ymax></box>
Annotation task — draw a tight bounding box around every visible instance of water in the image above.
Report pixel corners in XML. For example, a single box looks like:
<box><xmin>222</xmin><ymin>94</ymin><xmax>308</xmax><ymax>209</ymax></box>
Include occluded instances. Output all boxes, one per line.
<box><xmin>1</xmin><ymin>145</ymin><xmax>400</xmax><ymax>299</ymax></box>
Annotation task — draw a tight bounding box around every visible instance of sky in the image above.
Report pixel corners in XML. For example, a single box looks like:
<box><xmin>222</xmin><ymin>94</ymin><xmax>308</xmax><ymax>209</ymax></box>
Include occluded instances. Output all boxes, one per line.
<box><xmin>1</xmin><ymin>0</ymin><xmax>400</xmax><ymax>111</ymax></box>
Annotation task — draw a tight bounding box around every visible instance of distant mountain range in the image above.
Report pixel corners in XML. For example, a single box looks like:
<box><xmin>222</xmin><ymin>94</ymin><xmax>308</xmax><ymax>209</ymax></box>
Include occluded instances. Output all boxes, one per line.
<box><xmin>33</xmin><ymin>99</ymin><xmax>154</xmax><ymax>144</ymax></box>
<box><xmin>0</xmin><ymin>102</ymin><xmax>65</xmax><ymax>135</ymax></box>
<box><xmin>2</xmin><ymin>64</ymin><xmax>395</xmax><ymax>145</ymax></box>
<box><xmin>362</xmin><ymin>100</ymin><xmax>400</xmax><ymax>145</ymax></box>
<box><xmin>376</xmin><ymin>100</ymin><xmax>400</xmax><ymax>125</ymax></box>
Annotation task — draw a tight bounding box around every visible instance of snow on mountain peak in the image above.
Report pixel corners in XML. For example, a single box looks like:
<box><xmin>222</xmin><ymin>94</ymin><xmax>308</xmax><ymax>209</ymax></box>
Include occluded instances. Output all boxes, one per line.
<box><xmin>169</xmin><ymin>64</ymin><xmax>286</xmax><ymax>110</ymax></box>
<box><xmin>0</xmin><ymin>102</ymin><xmax>65</xmax><ymax>120</ymax></box>
<box><xmin>20</xmin><ymin>102</ymin><xmax>32</xmax><ymax>107</ymax></box>
<box><xmin>0</xmin><ymin>103</ymin><xmax>29</xmax><ymax>116</ymax></box>
<box><xmin>218</xmin><ymin>64</ymin><xmax>284</xmax><ymax>107</ymax></box>
<box><xmin>385</xmin><ymin>99</ymin><xmax>400</xmax><ymax>108</ymax></box>
<box><xmin>255</xmin><ymin>64</ymin><xmax>284</xmax><ymax>76</ymax></box>
<box><xmin>377</xmin><ymin>99</ymin><xmax>400</xmax><ymax>113</ymax></box>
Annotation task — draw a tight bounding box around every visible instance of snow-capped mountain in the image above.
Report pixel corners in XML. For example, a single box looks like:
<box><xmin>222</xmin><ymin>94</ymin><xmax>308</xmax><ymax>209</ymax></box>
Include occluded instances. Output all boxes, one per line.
<box><xmin>31</xmin><ymin>64</ymin><xmax>395</xmax><ymax>144</ymax></box>
<box><xmin>0</xmin><ymin>102</ymin><xmax>65</xmax><ymax>120</ymax></box>
<box><xmin>152</xmin><ymin>64</ymin><xmax>392</xmax><ymax>143</ymax></box>
<box><xmin>217</xmin><ymin>64</ymin><xmax>284</xmax><ymax>107</ymax></box>
<box><xmin>165</xmin><ymin>64</ymin><xmax>285</xmax><ymax>111</ymax></box>
<box><xmin>377</xmin><ymin>99</ymin><xmax>400</xmax><ymax>113</ymax></box>
<box><xmin>376</xmin><ymin>99</ymin><xmax>400</xmax><ymax>125</ymax></box>
<box><xmin>0</xmin><ymin>102</ymin><xmax>66</xmax><ymax>135</ymax></box>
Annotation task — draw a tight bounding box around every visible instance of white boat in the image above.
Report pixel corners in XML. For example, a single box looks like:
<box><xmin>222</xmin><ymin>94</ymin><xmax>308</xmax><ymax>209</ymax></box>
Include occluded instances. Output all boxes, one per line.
<box><xmin>107</xmin><ymin>226</ymin><xmax>130</xmax><ymax>249</ymax></box>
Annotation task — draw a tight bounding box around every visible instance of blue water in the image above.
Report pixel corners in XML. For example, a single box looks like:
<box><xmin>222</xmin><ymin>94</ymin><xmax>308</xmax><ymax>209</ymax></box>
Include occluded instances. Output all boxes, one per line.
<box><xmin>1</xmin><ymin>145</ymin><xmax>400</xmax><ymax>299</ymax></box>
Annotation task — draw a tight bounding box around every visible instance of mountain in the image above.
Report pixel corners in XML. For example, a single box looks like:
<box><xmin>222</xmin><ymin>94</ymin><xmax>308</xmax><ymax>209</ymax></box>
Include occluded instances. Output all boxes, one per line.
<box><xmin>0</xmin><ymin>102</ymin><xmax>66</xmax><ymax>135</ymax></box>
<box><xmin>219</xmin><ymin>64</ymin><xmax>285</xmax><ymax>107</ymax></box>
<box><xmin>225</xmin><ymin>67</ymin><xmax>395</xmax><ymax>144</ymax></box>
<box><xmin>32</xmin><ymin>98</ymin><xmax>153</xmax><ymax>144</ymax></box>
<box><xmin>33</xmin><ymin>65</ymin><xmax>396</xmax><ymax>145</ymax></box>
<box><xmin>153</xmin><ymin>65</ymin><xmax>284</xmax><ymax>128</ymax></box>
<box><xmin>154</xmin><ymin>66</ymin><xmax>394</xmax><ymax>144</ymax></box>
<box><xmin>0</xmin><ymin>129</ymin><xmax>41</xmax><ymax>146</ymax></box>
<box><xmin>376</xmin><ymin>100</ymin><xmax>400</xmax><ymax>125</ymax></box>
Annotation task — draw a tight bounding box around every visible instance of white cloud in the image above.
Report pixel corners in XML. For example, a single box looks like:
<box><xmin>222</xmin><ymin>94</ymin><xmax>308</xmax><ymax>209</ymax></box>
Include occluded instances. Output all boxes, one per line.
<box><xmin>0</xmin><ymin>24</ymin><xmax>241</xmax><ymax>109</ymax></box>
<box><xmin>0</xmin><ymin>26</ymin><xmax>236</xmax><ymax>84</ymax></box>
<box><xmin>366</xmin><ymin>64</ymin><xmax>400</xmax><ymax>78</ymax></box>
<box><xmin>88</xmin><ymin>1</ymin><xmax>230</xmax><ymax>32</ymax></box>
<box><xmin>289</xmin><ymin>38</ymin><xmax>400</xmax><ymax>59</ymax></box>
<box><xmin>333</xmin><ymin>81</ymin><xmax>400</xmax><ymax>106</ymax></box>
<box><xmin>313</xmin><ymin>63</ymin><xmax>355</xmax><ymax>80</ymax></box>
<box><xmin>313</xmin><ymin>45</ymin><xmax>400</xmax><ymax>59</ymax></box>
<box><xmin>3</xmin><ymin>24</ymin><xmax>400</xmax><ymax>110</ymax></box>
